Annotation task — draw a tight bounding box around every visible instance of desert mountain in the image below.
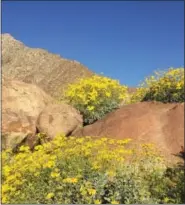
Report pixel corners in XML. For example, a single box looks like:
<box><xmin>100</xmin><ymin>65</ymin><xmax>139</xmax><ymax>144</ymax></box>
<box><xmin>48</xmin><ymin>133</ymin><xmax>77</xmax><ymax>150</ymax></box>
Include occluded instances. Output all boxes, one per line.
<box><xmin>2</xmin><ymin>33</ymin><xmax>94</xmax><ymax>99</ymax></box>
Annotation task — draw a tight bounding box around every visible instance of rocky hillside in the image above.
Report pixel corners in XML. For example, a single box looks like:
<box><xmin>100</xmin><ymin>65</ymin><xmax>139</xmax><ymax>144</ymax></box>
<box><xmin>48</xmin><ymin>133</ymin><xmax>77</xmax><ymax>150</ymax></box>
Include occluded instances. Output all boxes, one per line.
<box><xmin>2</xmin><ymin>33</ymin><xmax>95</xmax><ymax>99</ymax></box>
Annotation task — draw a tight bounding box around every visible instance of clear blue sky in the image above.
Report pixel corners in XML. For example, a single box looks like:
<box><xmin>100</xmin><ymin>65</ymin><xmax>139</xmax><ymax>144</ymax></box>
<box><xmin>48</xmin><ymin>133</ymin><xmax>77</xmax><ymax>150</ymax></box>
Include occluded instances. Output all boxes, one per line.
<box><xmin>2</xmin><ymin>1</ymin><xmax>184</xmax><ymax>86</ymax></box>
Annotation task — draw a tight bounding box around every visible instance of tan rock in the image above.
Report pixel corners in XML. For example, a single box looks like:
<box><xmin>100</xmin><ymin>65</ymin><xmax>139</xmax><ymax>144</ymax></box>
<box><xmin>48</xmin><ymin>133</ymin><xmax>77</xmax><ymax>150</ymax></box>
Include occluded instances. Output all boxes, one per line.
<box><xmin>2</xmin><ymin>78</ymin><xmax>53</xmax><ymax>149</ymax></box>
<box><xmin>2</xmin><ymin>77</ymin><xmax>53</xmax><ymax>117</ymax></box>
<box><xmin>37</xmin><ymin>103</ymin><xmax>83</xmax><ymax>140</ymax></box>
<box><xmin>2</xmin><ymin>109</ymin><xmax>36</xmax><ymax>150</ymax></box>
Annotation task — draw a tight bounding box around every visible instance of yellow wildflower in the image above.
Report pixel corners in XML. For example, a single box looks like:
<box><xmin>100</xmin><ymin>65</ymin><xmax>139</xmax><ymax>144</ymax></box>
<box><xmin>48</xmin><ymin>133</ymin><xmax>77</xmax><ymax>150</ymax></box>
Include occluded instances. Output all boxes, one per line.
<box><xmin>14</xmin><ymin>179</ymin><xmax>23</xmax><ymax>186</ymax></box>
<box><xmin>2</xmin><ymin>184</ymin><xmax>10</xmax><ymax>193</ymax></box>
<box><xmin>46</xmin><ymin>192</ymin><xmax>54</xmax><ymax>199</ymax></box>
<box><xmin>3</xmin><ymin>165</ymin><xmax>11</xmax><ymax>177</ymax></box>
<box><xmin>87</xmin><ymin>105</ymin><xmax>95</xmax><ymax>111</ymax></box>
<box><xmin>105</xmin><ymin>91</ymin><xmax>111</xmax><ymax>97</ymax></box>
<box><xmin>34</xmin><ymin>172</ymin><xmax>40</xmax><ymax>177</ymax></box>
<box><xmin>50</xmin><ymin>172</ymin><xmax>60</xmax><ymax>178</ymax></box>
<box><xmin>88</xmin><ymin>188</ymin><xmax>96</xmax><ymax>195</ymax></box>
<box><xmin>34</xmin><ymin>145</ymin><xmax>43</xmax><ymax>151</ymax></box>
<box><xmin>101</xmin><ymin>138</ymin><xmax>108</xmax><ymax>142</ymax></box>
<box><xmin>19</xmin><ymin>146</ymin><xmax>30</xmax><ymax>152</ymax></box>
<box><xmin>106</xmin><ymin>170</ymin><xmax>116</xmax><ymax>177</ymax></box>
<box><xmin>111</xmin><ymin>200</ymin><xmax>120</xmax><ymax>204</ymax></box>
<box><xmin>63</xmin><ymin>177</ymin><xmax>78</xmax><ymax>183</ymax></box>
<box><xmin>43</xmin><ymin>161</ymin><xmax>55</xmax><ymax>168</ymax></box>
<box><xmin>94</xmin><ymin>199</ymin><xmax>102</xmax><ymax>204</ymax></box>
<box><xmin>76</xmin><ymin>138</ymin><xmax>84</xmax><ymax>143</ymax></box>
<box><xmin>176</xmin><ymin>82</ymin><xmax>182</xmax><ymax>89</ymax></box>
<box><xmin>2</xmin><ymin>195</ymin><xmax>8</xmax><ymax>204</ymax></box>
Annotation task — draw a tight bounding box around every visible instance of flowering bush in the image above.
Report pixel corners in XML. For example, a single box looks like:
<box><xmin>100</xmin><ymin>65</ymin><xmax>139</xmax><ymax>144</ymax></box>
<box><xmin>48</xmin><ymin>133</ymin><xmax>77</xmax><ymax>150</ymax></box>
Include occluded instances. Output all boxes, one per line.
<box><xmin>63</xmin><ymin>75</ymin><xmax>129</xmax><ymax>125</ymax></box>
<box><xmin>2</xmin><ymin>135</ymin><xmax>184</xmax><ymax>204</ymax></box>
<box><xmin>130</xmin><ymin>68</ymin><xmax>184</xmax><ymax>103</ymax></box>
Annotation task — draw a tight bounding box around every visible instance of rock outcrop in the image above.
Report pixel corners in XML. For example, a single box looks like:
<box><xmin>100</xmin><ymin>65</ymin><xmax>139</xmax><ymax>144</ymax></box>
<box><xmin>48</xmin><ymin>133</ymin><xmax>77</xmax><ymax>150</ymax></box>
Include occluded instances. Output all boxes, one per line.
<box><xmin>36</xmin><ymin>103</ymin><xmax>83</xmax><ymax>140</ymax></box>
<box><xmin>2</xmin><ymin>77</ymin><xmax>53</xmax><ymax>149</ymax></box>
<box><xmin>72</xmin><ymin>102</ymin><xmax>184</xmax><ymax>158</ymax></box>
<box><xmin>2</xmin><ymin>109</ymin><xmax>37</xmax><ymax>150</ymax></box>
<box><xmin>2</xmin><ymin>77</ymin><xmax>84</xmax><ymax>149</ymax></box>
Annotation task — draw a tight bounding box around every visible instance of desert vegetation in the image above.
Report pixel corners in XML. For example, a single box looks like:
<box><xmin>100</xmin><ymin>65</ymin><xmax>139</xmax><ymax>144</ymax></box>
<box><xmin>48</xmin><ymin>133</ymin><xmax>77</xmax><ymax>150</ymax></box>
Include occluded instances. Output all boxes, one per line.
<box><xmin>64</xmin><ymin>67</ymin><xmax>184</xmax><ymax>125</ymax></box>
<box><xmin>130</xmin><ymin>67</ymin><xmax>184</xmax><ymax>104</ymax></box>
<box><xmin>63</xmin><ymin>75</ymin><xmax>129</xmax><ymax>125</ymax></box>
<box><xmin>2</xmin><ymin>136</ymin><xmax>184</xmax><ymax>204</ymax></box>
<box><xmin>1</xmin><ymin>67</ymin><xmax>184</xmax><ymax>204</ymax></box>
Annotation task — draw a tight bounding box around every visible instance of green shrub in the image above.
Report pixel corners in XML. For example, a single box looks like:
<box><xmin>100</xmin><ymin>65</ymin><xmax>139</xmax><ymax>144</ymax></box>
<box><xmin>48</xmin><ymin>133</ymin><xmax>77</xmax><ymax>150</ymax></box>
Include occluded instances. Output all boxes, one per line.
<box><xmin>63</xmin><ymin>75</ymin><xmax>129</xmax><ymax>125</ymax></box>
<box><xmin>2</xmin><ymin>135</ymin><xmax>184</xmax><ymax>204</ymax></box>
<box><xmin>130</xmin><ymin>67</ymin><xmax>184</xmax><ymax>103</ymax></box>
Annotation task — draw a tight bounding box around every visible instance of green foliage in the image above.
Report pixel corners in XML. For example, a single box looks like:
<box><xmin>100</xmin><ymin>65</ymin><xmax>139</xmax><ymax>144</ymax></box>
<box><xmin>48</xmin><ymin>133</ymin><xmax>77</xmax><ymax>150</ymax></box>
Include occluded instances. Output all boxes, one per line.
<box><xmin>2</xmin><ymin>136</ymin><xmax>184</xmax><ymax>204</ymax></box>
<box><xmin>130</xmin><ymin>67</ymin><xmax>184</xmax><ymax>103</ymax></box>
<box><xmin>63</xmin><ymin>75</ymin><xmax>129</xmax><ymax>125</ymax></box>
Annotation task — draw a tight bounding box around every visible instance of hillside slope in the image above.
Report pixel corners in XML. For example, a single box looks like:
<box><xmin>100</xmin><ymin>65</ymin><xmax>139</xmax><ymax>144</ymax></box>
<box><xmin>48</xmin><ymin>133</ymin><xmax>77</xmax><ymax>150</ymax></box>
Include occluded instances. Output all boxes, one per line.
<box><xmin>2</xmin><ymin>33</ymin><xmax>95</xmax><ymax>99</ymax></box>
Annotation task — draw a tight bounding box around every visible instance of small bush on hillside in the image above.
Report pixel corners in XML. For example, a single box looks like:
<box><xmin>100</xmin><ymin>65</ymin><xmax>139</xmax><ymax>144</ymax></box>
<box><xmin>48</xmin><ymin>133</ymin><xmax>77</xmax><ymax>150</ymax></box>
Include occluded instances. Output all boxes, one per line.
<box><xmin>63</xmin><ymin>75</ymin><xmax>129</xmax><ymax>125</ymax></box>
<box><xmin>2</xmin><ymin>135</ymin><xmax>184</xmax><ymax>204</ymax></box>
<box><xmin>130</xmin><ymin>68</ymin><xmax>184</xmax><ymax>103</ymax></box>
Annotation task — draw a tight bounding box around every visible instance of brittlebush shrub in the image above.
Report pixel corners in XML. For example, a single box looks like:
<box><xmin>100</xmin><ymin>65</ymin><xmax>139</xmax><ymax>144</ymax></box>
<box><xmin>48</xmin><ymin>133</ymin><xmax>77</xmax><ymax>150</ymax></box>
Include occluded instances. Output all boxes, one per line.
<box><xmin>130</xmin><ymin>68</ymin><xmax>184</xmax><ymax>103</ymax></box>
<box><xmin>63</xmin><ymin>75</ymin><xmax>129</xmax><ymax>125</ymax></box>
<box><xmin>2</xmin><ymin>135</ymin><xmax>184</xmax><ymax>204</ymax></box>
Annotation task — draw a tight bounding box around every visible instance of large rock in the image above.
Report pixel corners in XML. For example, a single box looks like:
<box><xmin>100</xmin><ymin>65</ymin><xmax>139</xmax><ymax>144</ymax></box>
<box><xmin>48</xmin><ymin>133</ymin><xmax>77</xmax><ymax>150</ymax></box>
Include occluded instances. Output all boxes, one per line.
<box><xmin>2</xmin><ymin>77</ymin><xmax>53</xmax><ymax>117</ymax></box>
<box><xmin>2</xmin><ymin>77</ymin><xmax>53</xmax><ymax>149</ymax></box>
<box><xmin>2</xmin><ymin>109</ymin><xmax>36</xmax><ymax>150</ymax></box>
<box><xmin>36</xmin><ymin>103</ymin><xmax>83</xmax><ymax>140</ymax></box>
<box><xmin>2</xmin><ymin>33</ymin><xmax>94</xmax><ymax>99</ymax></box>
<box><xmin>72</xmin><ymin>102</ymin><xmax>184</xmax><ymax>157</ymax></box>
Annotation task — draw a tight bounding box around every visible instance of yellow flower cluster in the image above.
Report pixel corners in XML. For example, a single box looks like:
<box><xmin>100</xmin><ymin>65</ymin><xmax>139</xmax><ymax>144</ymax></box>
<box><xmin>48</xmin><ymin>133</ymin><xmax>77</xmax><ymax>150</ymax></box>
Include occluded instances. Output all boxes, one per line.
<box><xmin>130</xmin><ymin>67</ymin><xmax>184</xmax><ymax>103</ymax></box>
<box><xmin>63</xmin><ymin>75</ymin><xmax>129</xmax><ymax>124</ymax></box>
<box><xmin>1</xmin><ymin>134</ymin><xmax>166</xmax><ymax>204</ymax></box>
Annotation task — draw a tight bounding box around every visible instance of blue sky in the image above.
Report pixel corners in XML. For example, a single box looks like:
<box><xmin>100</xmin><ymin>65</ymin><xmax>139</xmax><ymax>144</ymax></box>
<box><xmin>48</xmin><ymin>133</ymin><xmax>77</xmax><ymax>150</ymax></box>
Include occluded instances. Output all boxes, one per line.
<box><xmin>2</xmin><ymin>1</ymin><xmax>184</xmax><ymax>86</ymax></box>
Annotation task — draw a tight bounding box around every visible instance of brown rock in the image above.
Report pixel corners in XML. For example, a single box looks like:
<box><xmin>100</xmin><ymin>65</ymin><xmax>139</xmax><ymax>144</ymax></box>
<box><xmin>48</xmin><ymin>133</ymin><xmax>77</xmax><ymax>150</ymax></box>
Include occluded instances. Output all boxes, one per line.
<box><xmin>36</xmin><ymin>103</ymin><xmax>83</xmax><ymax>140</ymax></box>
<box><xmin>2</xmin><ymin>78</ymin><xmax>53</xmax><ymax>149</ymax></box>
<box><xmin>72</xmin><ymin>102</ymin><xmax>184</xmax><ymax>158</ymax></box>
